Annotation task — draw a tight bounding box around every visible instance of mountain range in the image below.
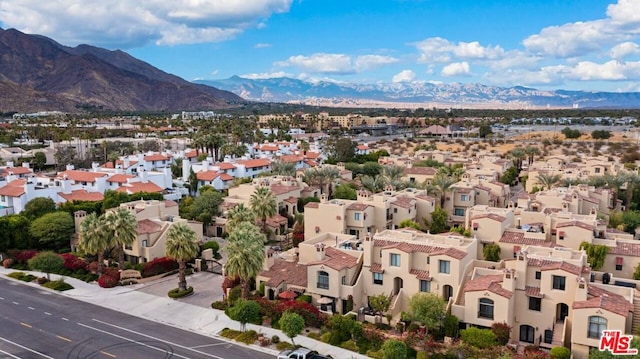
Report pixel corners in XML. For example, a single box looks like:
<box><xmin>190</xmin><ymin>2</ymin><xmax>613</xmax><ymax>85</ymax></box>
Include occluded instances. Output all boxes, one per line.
<box><xmin>198</xmin><ymin>76</ymin><xmax>640</xmax><ymax>109</ymax></box>
<box><xmin>0</xmin><ymin>28</ymin><xmax>243</xmax><ymax>113</ymax></box>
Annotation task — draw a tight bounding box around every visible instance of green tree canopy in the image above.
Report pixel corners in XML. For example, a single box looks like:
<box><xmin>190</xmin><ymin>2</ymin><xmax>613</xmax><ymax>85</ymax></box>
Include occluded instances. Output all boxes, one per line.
<box><xmin>229</xmin><ymin>299</ymin><xmax>261</xmax><ymax>332</ymax></box>
<box><xmin>78</xmin><ymin>212</ymin><xmax>113</xmax><ymax>276</ymax></box>
<box><xmin>398</xmin><ymin>219</ymin><xmax>422</xmax><ymax>230</ymax></box>
<box><xmin>23</xmin><ymin>197</ymin><xmax>56</xmax><ymax>219</ymax></box>
<box><xmin>579</xmin><ymin>242</ymin><xmax>610</xmax><ymax>271</ymax></box>
<box><xmin>28</xmin><ymin>251</ymin><xmax>63</xmax><ymax>280</ymax></box>
<box><xmin>382</xmin><ymin>339</ymin><xmax>407</xmax><ymax>359</ymax></box>
<box><xmin>427</xmin><ymin>206</ymin><xmax>448</xmax><ymax>234</ymax></box>
<box><xmin>250</xmin><ymin>186</ymin><xmax>277</xmax><ymax>233</ymax></box>
<box><xmin>106</xmin><ymin>208</ymin><xmax>138</xmax><ymax>270</ymax></box>
<box><xmin>460</xmin><ymin>327</ymin><xmax>498</xmax><ymax>349</ymax></box>
<box><xmin>29</xmin><ymin>211</ymin><xmax>75</xmax><ymax>251</ymax></box>
<box><xmin>279</xmin><ymin>311</ymin><xmax>305</xmax><ymax>344</ymax></box>
<box><xmin>187</xmin><ymin>190</ymin><xmax>224</xmax><ymax>226</ymax></box>
<box><xmin>483</xmin><ymin>243</ymin><xmax>501</xmax><ymax>262</ymax></box>
<box><xmin>165</xmin><ymin>223</ymin><xmax>200</xmax><ymax>292</ymax></box>
<box><xmin>408</xmin><ymin>293</ymin><xmax>446</xmax><ymax>331</ymax></box>
<box><xmin>333</xmin><ymin>183</ymin><xmax>357</xmax><ymax>200</ymax></box>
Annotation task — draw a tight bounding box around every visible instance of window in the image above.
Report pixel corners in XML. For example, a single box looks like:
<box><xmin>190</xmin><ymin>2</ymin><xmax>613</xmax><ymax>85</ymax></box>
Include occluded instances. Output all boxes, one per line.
<box><xmin>317</xmin><ymin>271</ymin><xmax>329</xmax><ymax>290</ymax></box>
<box><xmin>595</xmin><ymin>167</ymin><xmax>601</xmax><ymax>173</ymax></box>
<box><xmin>478</xmin><ymin>298</ymin><xmax>494</xmax><ymax>319</ymax></box>
<box><xmin>588</xmin><ymin>316</ymin><xmax>607</xmax><ymax>339</ymax></box>
<box><xmin>426</xmin><ymin>257</ymin><xmax>430</xmax><ymax>265</ymax></box>
<box><xmin>461</xmin><ymin>194</ymin><xmax>469</xmax><ymax>201</ymax></box>
<box><xmin>420</xmin><ymin>280</ymin><xmax>430</xmax><ymax>293</ymax></box>
<box><xmin>535</xmin><ymin>271</ymin><xmax>541</xmax><ymax>280</ymax></box>
<box><xmin>439</xmin><ymin>260</ymin><xmax>450</xmax><ymax>274</ymax></box>
<box><xmin>373</xmin><ymin>272</ymin><xmax>383</xmax><ymax>285</ymax></box>
<box><xmin>454</xmin><ymin>208</ymin><xmax>465</xmax><ymax>216</ymax></box>
<box><xmin>341</xmin><ymin>276</ymin><xmax>346</xmax><ymax>285</ymax></box>
<box><xmin>520</xmin><ymin>325</ymin><xmax>535</xmax><ymax>343</ymax></box>
<box><xmin>552</xmin><ymin>275</ymin><xmax>566</xmax><ymax>290</ymax></box>
<box><xmin>390</xmin><ymin>253</ymin><xmax>400</xmax><ymax>267</ymax></box>
<box><xmin>354</xmin><ymin>213</ymin><xmax>361</xmax><ymax>220</ymax></box>
<box><xmin>529</xmin><ymin>297</ymin><xmax>541</xmax><ymax>311</ymax></box>
<box><xmin>0</xmin><ymin>195</ymin><xmax>5</xmax><ymax>202</ymax></box>
<box><xmin>394</xmin><ymin>208</ymin><xmax>398</xmax><ymax>214</ymax></box>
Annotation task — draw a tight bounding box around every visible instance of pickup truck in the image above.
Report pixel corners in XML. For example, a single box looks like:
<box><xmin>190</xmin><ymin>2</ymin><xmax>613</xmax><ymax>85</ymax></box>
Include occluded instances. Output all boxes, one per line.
<box><xmin>276</xmin><ymin>348</ymin><xmax>330</xmax><ymax>359</ymax></box>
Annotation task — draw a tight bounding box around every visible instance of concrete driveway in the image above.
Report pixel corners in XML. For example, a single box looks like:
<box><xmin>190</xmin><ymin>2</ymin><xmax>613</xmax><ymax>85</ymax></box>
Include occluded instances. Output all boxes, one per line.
<box><xmin>135</xmin><ymin>271</ymin><xmax>225</xmax><ymax>308</ymax></box>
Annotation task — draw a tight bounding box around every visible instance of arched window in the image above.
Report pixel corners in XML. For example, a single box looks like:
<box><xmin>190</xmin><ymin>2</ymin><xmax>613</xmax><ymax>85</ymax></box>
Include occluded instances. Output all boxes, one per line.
<box><xmin>317</xmin><ymin>271</ymin><xmax>329</xmax><ymax>290</ymax></box>
<box><xmin>588</xmin><ymin>316</ymin><xmax>607</xmax><ymax>339</ymax></box>
<box><xmin>520</xmin><ymin>325</ymin><xmax>535</xmax><ymax>343</ymax></box>
<box><xmin>478</xmin><ymin>298</ymin><xmax>494</xmax><ymax>319</ymax></box>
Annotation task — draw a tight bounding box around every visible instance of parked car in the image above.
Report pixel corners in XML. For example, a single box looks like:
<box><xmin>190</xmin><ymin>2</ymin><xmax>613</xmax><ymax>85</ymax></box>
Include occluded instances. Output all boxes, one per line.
<box><xmin>277</xmin><ymin>348</ymin><xmax>330</xmax><ymax>359</ymax></box>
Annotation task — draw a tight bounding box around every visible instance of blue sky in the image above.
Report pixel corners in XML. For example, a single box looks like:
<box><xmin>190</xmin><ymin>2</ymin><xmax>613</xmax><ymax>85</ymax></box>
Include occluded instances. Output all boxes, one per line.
<box><xmin>1</xmin><ymin>0</ymin><xmax>639</xmax><ymax>92</ymax></box>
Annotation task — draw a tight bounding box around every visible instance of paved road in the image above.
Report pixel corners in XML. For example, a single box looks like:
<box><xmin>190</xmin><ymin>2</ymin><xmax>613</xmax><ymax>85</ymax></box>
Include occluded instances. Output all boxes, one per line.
<box><xmin>0</xmin><ymin>278</ymin><xmax>272</xmax><ymax>359</ymax></box>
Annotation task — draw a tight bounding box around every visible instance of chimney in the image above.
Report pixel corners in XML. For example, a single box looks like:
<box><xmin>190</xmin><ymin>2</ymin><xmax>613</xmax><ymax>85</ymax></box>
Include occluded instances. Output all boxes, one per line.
<box><xmin>124</xmin><ymin>157</ymin><xmax>130</xmax><ymax>169</ymax></box>
<box><xmin>22</xmin><ymin>162</ymin><xmax>30</xmax><ymax>169</ymax></box>
<box><xmin>315</xmin><ymin>243</ymin><xmax>326</xmax><ymax>261</ymax></box>
<box><xmin>140</xmin><ymin>168</ymin><xmax>149</xmax><ymax>183</ymax></box>
<box><xmin>91</xmin><ymin>162</ymin><xmax>99</xmax><ymax>172</ymax></box>
<box><xmin>182</xmin><ymin>157</ymin><xmax>190</xmax><ymax>182</ymax></box>
<box><xmin>202</xmin><ymin>160</ymin><xmax>210</xmax><ymax>171</ymax></box>
<box><xmin>66</xmin><ymin>164</ymin><xmax>75</xmax><ymax>171</ymax></box>
<box><xmin>502</xmin><ymin>268</ymin><xmax>516</xmax><ymax>292</ymax></box>
<box><xmin>575</xmin><ymin>277</ymin><xmax>588</xmax><ymax>301</ymax></box>
<box><xmin>6</xmin><ymin>161</ymin><xmax>14</xmax><ymax>168</ymax></box>
<box><xmin>61</xmin><ymin>178</ymin><xmax>72</xmax><ymax>194</ymax></box>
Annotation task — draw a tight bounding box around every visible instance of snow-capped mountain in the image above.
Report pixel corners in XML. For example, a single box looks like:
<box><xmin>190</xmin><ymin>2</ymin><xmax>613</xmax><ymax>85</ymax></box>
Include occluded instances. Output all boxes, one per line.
<box><xmin>195</xmin><ymin>76</ymin><xmax>640</xmax><ymax>109</ymax></box>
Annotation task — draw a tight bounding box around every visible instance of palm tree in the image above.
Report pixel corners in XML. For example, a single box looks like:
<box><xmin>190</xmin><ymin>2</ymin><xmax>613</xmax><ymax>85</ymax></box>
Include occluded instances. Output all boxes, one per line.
<box><xmin>382</xmin><ymin>165</ymin><xmax>404</xmax><ymax>184</ymax></box>
<box><xmin>106</xmin><ymin>208</ymin><xmax>138</xmax><ymax>270</ymax></box>
<box><xmin>361</xmin><ymin>175</ymin><xmax>385</xmax><ymax>193</ymax></box>
<box><xmin>224</xmin><ymin>222</ymin><xmax>266</xmax><ymax>299</ymax></box>
<box><xmin>272</xmin><ymin>161</ymin><xmax>297</xmax><ymax>177</ymax></box>
<box><xmin>321</xmin><ymin>167</ymin><xmax>340</xmax><ymax>198</ymax></box>
<box><xmin>432</xmin><ymin>172</ymin><xmax>457</xmax><ymax>208</ymax></box>
<box><xmin>622</xmin><ymin>172</ymin><xmax>640</xmax><ymax>209</ymax></box>
<box><xmin>226</xmin><ymin>203</ymin><xmax>256</xmax><ymax>232</ymax></box>
<box><xmin>165</xmin><ymin>223</ymin><xmax>200</xmax><ymax>292</ymax></box>
<box><xmin>78</xmin><ymin>213</ymin><xmax>113</xmax><ymax>276</ymax></box>
<box><xmin>523</xmin><ymin>146</ymin><xmax>540</xmax><ymax>166</ymax></box>
<box><xmin>537</xmin><ymin>173</ymin><xmax>562</xmax><ymax>191</ymax></box>
<box><xmin>509</xmin><ymin>147</ymin><xmax>526</xmax><ymax>171</ymax></box>
<box><xmin>250</xmin><ymin>186</ymin><xmax>277</xmax><ymax>233</ymax></box>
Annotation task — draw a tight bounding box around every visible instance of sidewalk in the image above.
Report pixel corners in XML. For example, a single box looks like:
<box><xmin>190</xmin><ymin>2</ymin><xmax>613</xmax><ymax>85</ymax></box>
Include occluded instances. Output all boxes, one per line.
<box><xmin>0</xmin><ymin>267</ymin><xmax>368</xmax><ymax>359</ymax></box>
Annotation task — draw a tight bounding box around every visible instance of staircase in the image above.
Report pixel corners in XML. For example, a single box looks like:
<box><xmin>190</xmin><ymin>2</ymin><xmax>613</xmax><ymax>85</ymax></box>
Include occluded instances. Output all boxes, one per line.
<box><xmin>551</xmin><ymin>321</ymin><xmax>564</xmax><ymax>347</ymax></box>
<box><xmin>632</xmin><ymin>293</ymin><xmax>640</xmax><ymax>333</ymax></box>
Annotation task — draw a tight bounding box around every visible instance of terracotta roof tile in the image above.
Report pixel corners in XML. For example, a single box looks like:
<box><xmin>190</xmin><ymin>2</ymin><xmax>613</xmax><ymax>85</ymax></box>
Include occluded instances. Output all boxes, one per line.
<box><xmin>525</xmin><ymin>286</ymin><xmax>544</xmax><ymax>298</ymax></box>
<box><xmin>137</xmin><ymin>219</ymin><xmax>163</xmax><ymax>234</ymax></box>
<box><xmin>0</xmin><ymin>179</ymin><xmax>26</xmax><ymax>197</ymax></box>
<box><xmin>144</xmin><ymin>154</ymin><xmax>171</xmax><ymax>161</ymax></box>
<box><xmin>5</xmin><ymin>167</ymin><xmax>32</xmax><ymax>175</ymax></box>
<box><xmin>116</xmin><ymin>182</ymin><xmax>164</xmax><ymax>194</ymax></box>
<box><xmin>528</xmin><ymin>258</ymin><xmax>583</xmax><ymax>275</ymax></box>
<box><xmin>347</xmin><ymin>203</ymin><xmax>370</xmax><ymax>211</ymax></box>
<box><xmin>108</xmin><ymin>174</ymin><xmax>135</xmax><ymax>183</ymax></box>
<box><xmin>197</xmin><ymin>170</ymin><xmax>222</xmax><ymax>181</ymax></box>
<box><xmin>499</xmin><ymin>231</ymin><xmax>555</xmax><ymax>247</ymax></box>
<box><xmin>237</xmin><ymin>158</ymin><xmax>271</xmax><ymax>168</ymax></box>
<box><xmin>464</xmin><ymin>275</ymin><xmax>512</xmax><ymax>299</ymax></box>
<box><xmin>214</xmin><ymin>162</ymin><xmax>237</xmax><ymax>170</ymax></box>
<box><xmin>374</xmin><ymin>239</ymin><xmax>467</xmax><ymax>260</ymax></box>
<box><xmin>305</xmin><ymin>202</ymin><xmax>319</xmax><ymax>209</ymax></box>
<box><xmin>409</xmin><ymin>268</ymin><xmax>431</xmax><ymax>280</ymax></box>
<box><xmin>164</xmin><ymin>200</ymin><xmax>178</xmax><ymax>207</ymax></box>
<box><xmin>270</xmin><ymin>184</ymin><xmax>299</xmax><ymax>195</ymax></box>
<box><xmin>392</xmin><ymin>196</ymin><xmax>414</xmax><ymax>209</ymax></box>
<box><xmin>58</xmin><ymin>170</ymin><xmax>109</xmax><ymax>183</ymax></box>
<box><xmin>403</xmin><ymin>167</ymin><xmax>437</xmax><ymax>176</ymax></box>
<box><xmin>610</xmin><ymin>242</ymin><xmax>640</xmax><ymax>257</ymax></box>
<box><xmin>58</xmin><ymin>190</ymin><xmax>104</xmax><ymax>202</ymax></box>
<box><xmin>260</xmin><ymin>259</ymin><xmax>308</xmax><ymax>287</ymax></box>
<box><xmin>307</xmin><ymin>247</ymin><xmax>359</xmax><ymax>271</ymax></box>
<box><xmin>573</xmin><ymin>285</ymin><xmax>633</xmax><ymax>317</ymax></box>
<box><xmin>369</xmin><ymin>263</ymin><xmax>384</xmax><ymax>273</ymax></box>
<box><xmin>471</xmin><ymin>213</ymin><xmax>507</xmax><ymax>222</ymax></box>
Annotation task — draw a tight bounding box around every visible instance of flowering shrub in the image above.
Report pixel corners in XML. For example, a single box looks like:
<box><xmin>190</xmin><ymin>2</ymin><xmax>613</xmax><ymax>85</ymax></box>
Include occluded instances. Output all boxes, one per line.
<box><xmin>87</xmin><ymin>261</ymin><xmax>99</xmax><ymax>274</ymax></box>
<box><xmin>61</xmin><ymin>253</ymin><xmax>87</xmax><ymax>271</ymax></box>
<box><xmin>103</xmin><ymin>267</ymin><xmax>121</xmax><ymax>280</ymax></box>
<box><xmin>2</xmin><ymin>258</ymin><xmax>14</xmax><ymax>268</ymax></box>
<box><xmin>9</xmin><ymin>250</ymin><xmax>39</xmax><ymax>264</ymax></box>
<box><xmin>275</xmin><ymin>300</ymin><xmax>327</xmax><ymax>328</ymax></box>
<box><xmin>97</xmin><ymin>274</ymin><xmax>118</xmax><ymax>288</ymax></box>
<box><xmin>222</xmin><ymin>275</ymin><xmax>242</xmax><ymax>293</ymax></box>
<box><xmin>142</xmin><ymin>257</ymin><xmax>178</xmax><ymax>277</ymax></box>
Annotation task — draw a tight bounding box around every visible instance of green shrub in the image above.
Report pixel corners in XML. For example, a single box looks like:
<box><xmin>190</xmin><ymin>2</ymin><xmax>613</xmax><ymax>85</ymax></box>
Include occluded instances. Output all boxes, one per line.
<box><xmin>7</xmin><ymin>272</ymin><xmax>26</xmax><ymax>280</ymax></box>
<box><xmin>211</xmin><ymin>301</ymin><xmax>227</xmax><ymax>310</ymax></box>
<box><xmin>296</xmin><ymin>294</ymin><xmax>312</xmax><ymax>303</ymax></box>
<box><xmin>201</xmin><ymin>241</ymin><xmax>220</xmax><ymax>255</ymax></box>
<box><xmin>275</xmin><ymin>342</ymin><xmax>294</xmax><ymax>351</ymax></box>
<box><xmin>227</xmin><ymin>286</ymin><xmax>241</xmax><ymax>304</ymax></box>
<box><xmin>219</xmin><ymin>328</ymin><xmax>242</xmax><ymax>339</ymax></box>
<box><xmin>168</xmin><ymin>286</ymin><xmax>194</xmax><ymax>298</ymax></box>
<box><xmin>235</xmin><ymin>330</ymin><xmax>258</xmax><ymax>345</ymax></box>
<box><xmin>307</xmin><ymin>332</ymin><xmax>320</xmax><ymax>340</ymax></box>
<box><xmin>366</xmin><ymin>350</ymin><xmax>383</xmax><ymax>359</ymax></box>
<box><xmin>417</xmin><ymin>351</ymin><xmax>427</xmax><ymax>359</ymax></box>
<box><xmin>20</xmin><ymin>274</ymin><xmax>37</xmax><ymax>282</ymax></box>
<box><xmin>340</xmin><ymin>340</ymin><xmax>359</xmax><ymax>352</ymax></box>
<box><xmin>460</xmin><ymin>327</ymin><xmax>498</xmax><ymax>349</ymax></box>
<box><xmin>320</xmin><ymin>332</ymin><xmax>332</xmax><ymax>343</ymax></box>
<box><xmin>550</xmin><ymin>346</ymin><xmax>571</xmax><ymax>359</ymax></box>
<box><xmin>42</xmin><ymin>279</ymin><xmax>73</xmax><ymax>291</ymax></box>
<box><xmin>271</xmin><ymin>335</ymin><xmax>281</xmax><ymax>344</ymax></box>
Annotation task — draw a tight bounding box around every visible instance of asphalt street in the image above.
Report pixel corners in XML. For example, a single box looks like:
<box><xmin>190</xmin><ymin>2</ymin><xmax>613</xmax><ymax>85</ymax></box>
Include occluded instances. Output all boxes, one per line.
<box><xmin>0</xmin><ymin>278</ymin><xmax>273</xmax><ymax>359</ymax></box>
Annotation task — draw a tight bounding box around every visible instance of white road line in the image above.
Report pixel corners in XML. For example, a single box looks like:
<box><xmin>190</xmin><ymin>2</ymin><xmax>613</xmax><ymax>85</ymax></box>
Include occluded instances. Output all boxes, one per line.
<box><xmin>0</xmin><ymin>337</ymin><xmax>55</xmax><ymax>359</ymax></box>
<box><xmin>90</xmin><ymin>319</ymin><xmax>225</xmax><ymax>359</ymax></box>
<box><xmin>62</xmin><ymin>317</ymin><xmax>69</xmax><ymax>321</ymax></box>
<box><xmin>0</xmin><ymin>296</ymin><xmax>4</xmax><ymax>300</ymax></box>
<box><xmin>0</xmin><ymin>348</ymin><xmax>21</xmax><ymax>359</ymax></box>
<box><xmin>28</xmin><ymin>306</ymin><xmax>35</xmax><ymax>310</ymax></box>
<box><xmin>44</xmin><ymin>312</ymin><xmax>51</xmax><ymax>316</ymax></box>
<box><xmin>189</xmin><ymin>343</ymin><xmax>227</xmax><ymax>349</ymax></box>
<box><xmin>77</xmin><ymin>323</ymin><xmax>192</xmax><ymax>359</ymax></box>
<box><xmin>11</xmin><ymin>301</ymin><xmax>18</xmax><ymax>305</ymax></box>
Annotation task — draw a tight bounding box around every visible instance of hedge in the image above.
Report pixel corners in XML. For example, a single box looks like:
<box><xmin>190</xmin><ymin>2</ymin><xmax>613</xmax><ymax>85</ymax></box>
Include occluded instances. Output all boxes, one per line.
<box><xmin>168</xmin><ymin>287</ymin><xmax>194</xmax><ymax>298</ymax></box>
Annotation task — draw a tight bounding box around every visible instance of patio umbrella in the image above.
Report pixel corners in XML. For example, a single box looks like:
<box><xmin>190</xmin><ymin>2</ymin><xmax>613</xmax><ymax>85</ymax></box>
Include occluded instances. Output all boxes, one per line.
<box><xmin>278</xmin><ymin>290</ymin><xmax>297</xmax><ymax>300</ymax></box>
<box><xmin>317</xmin><ymin>297</ymin><xmax>333</xmax><ymax>304</ymax></box>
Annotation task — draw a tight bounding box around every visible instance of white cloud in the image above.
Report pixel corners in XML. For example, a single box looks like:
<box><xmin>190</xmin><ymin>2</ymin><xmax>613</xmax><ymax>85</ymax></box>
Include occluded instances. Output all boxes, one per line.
<box><xmin>453</xmin><ymin>41</ymin><xmax>504</xmax><ymax>59</ymax></box>
<box><xmin>607</xmin><ymin>0</ymin><xmax>640</xmax><ymax>26</ymax></box>
<box><xmin>441</xmin><ymin>62</ymin><xmax>470</xmax><ymax>77</ymax></box>
<box><xmin>415</xmin><ymin>37</ymin><xmax>505</xmax><ymax>63</ymax></box>
<box><xmin>240</xmin><ymin>71</ymin><xmax>290</xmax><ymax>79</ymax></box>
<box><xmin>610</xmin><ymin>42</ymin><xmax>640</xmax><ymax>59</ymax></box>
<box><xmin>0</xmin><ymin>0</ymin><xmax>293</xmax><ymax>47</ymax></box>
<box><xmin>210</xmin><ymin>69</ymin><xmax>219</xmax><ymax>76</ymax></box>
<box><xmin>414</xmin><ymin>37</ymin><xmax>453</xmax><ymax>63</ymax></box>
<box><xmin>392</xmin><ymin>70</ymin><xmax>416</xmax><ymax>83</ymax></box>
<box><xmin>545</xmin><ymin>60</ymin><xmax>640</xmax><ymax>81</ymax></box>
<box><xmin>354</xmin><ymin>55</ymin><xmax>398</xmax><ymax>72</ymax></box>
<box><xmin>254</xmin><ymin>43</ymin><xmax>273</xmax><ymax>48</ymax></box>
<box><xmin>523</xmin><ymin>20</ymin><xmax>618</xmax><ymax>58</ymax></box>
<box><xmin>275</xmin><ymin>53</ymin><xmax>353</xmax><ymax>74</ymax></box>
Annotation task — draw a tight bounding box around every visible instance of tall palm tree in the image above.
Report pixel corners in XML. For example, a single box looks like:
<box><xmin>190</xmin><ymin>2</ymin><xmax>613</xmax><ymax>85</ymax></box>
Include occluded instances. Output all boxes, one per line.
<box><xmin>523</xmin><ymin>146</ymin><xmax>540</xmax><ymax>166</ymax></box>
<box><xmin>250</xmin><ymin>186</ymin><xmax>277</xmax><ymax>233</ymax></box>
<box><xmin>165</xmin><ymin>223</ymin><xmax>200</xmax><ymax>292</ymax></box>
<box><xmin>622</xmin><ymin>172</ymin><xmax>640</xmax><ymax>209</ymax></box>
<box><xmin>226</xmin><ymin>203</ymin><xmax>256</xmax><ymax>232</ymax></box>
<box><xmin>106</xmin><ymin>208</ymin><xmax>138</xmax><ymax>270</ymax></box>
<box><xmin>272</xmin><ymin>161</ymin><xmax>297</xmax><ymax>177</ymax></box>
<box><xmin>321</xmin><ymin>167</ymin><xmax>340</xmax><ymax>198</ymax></box>
<box><xmin>537</xmin><ymin>173</ymin><xmax>562</xmax><ymax>191</ymax></box>
<box><xmin>224</xmin><ymin>222</ymin><xmax>266</xmax><ymax>299</ymax></box>
<box><xmin>509</xmin><ymin>147</ymin><xmax>526</xmax><ymax>171</ymax></box>
<box><xmin>432</xmin><ymin>172</ymin><xmax>457</xmax><ymax>208</ymax></box>
<box><xmin>382</xmin><ymin>165</ymin><xmax>404</xmax><ymax>184</ymax></box>
<box><xmin>361</xmin><ymin>175</ymin><xmax>385</xmax><ymax>193</ymax></box>
<box><xmin>78</xmin><ymin>213</ymin><xmax>113</xmax><ymax>276</ymax></box>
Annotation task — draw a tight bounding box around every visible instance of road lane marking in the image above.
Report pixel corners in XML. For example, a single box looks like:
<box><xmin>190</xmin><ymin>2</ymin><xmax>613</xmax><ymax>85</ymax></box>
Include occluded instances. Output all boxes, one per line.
<box><xmin>77</xmin><ymin>323</ymin><xmax>192</xmax><ymax>359</ymax></box>
<box><xmin>44</xmin><ymin>312</ymin><xmax>51</xmax><ymax>316</ymax></box>
<box><xmin>0</xmin><ymin>337</ymin><xmax>55</xmax><ymax>359</ymax></box>
<box><xmin>11</xmin><ymin>301</ymin><xmax>18</xmax><ymax>305</ymax></box>
<box><xmin>62</xmin><ymin>317</ymin><xmax>69</xmax><ymax>321</ymax></box>
<box><xmin>28</xmin><ymin>306</ymin><xmax>35</xmax><ymax>310</ymax></box>
<box><xmin>0</xmin><ymin>348</ymin><xmax>21</xmax><ymax>358</ymax></box>
<box><xmin>91</xmin><ymin>319</ymin><xmax>225</xmax><ymax>359</ymax></box>
<box><xmin>190</xmin><ymin>343</ymin><xmax>227</xmax><ymax>349</ymax></box>
<box><xmin>100</xmin><ymin>351</ymin><xmax>117</xmax><ymax>358</ymax></box>
<box><xmin>20</xmin><ymin>322</ymin><xmax>32</xmax><ymax>328</ymax></box>
<box><xmin>0</xmin><ymin>296</ymin><xmax>4</xmax><ymax>300</ymax></box>
<box><xmin>56</xmin><ymin>335</ymin><xmax>71</xmax><ymax>342</ymax></box>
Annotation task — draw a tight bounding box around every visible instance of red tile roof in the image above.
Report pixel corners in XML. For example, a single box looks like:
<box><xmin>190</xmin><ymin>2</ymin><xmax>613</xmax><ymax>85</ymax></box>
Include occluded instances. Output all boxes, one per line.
<box><xmin>610</xmin><ymin>241</ymin><xmax>640</xmax><ymax>257</ymax></box>
<box><xmin>555</xmin><ymin>221</ymin><xmax>595</xmax><ymax>231</ymax></box>
<box><xmin>102</xmin><ymin>160</ymin><xmax>138</xmax><ymax>169</ymax></box>
<box><xmin>260</xmin><ymin>259</ymin><xmax>308</xmax><ymax>287</ymax></box>
<box><xmin>137</xmin><ymin>219</ymin><xmax>163</xmax><ymax>234</ymax></box>
<box><xmin>116</xmin><ymin>182</ymin><xmax>164</xmax><ymax>194</ymax></box>
<box><xmin>347</xmin><ymin>203</ymin><xmax>370</xmax><ymax>211</ymax></box>
<box><xmin>307</xmin><ymin>247</ymin><xmax>359</xmax><ymax>271</ymax></box>
<box><xmin>464</xmin><ymin>275</ymin><xmax>512</xmax><ymax>299</ymax></box>
<box><xmin>528</xmin><ymin>258</ymin><xmax>583</xmax><ymax>275</ymax></box>
<box><xmin>0</xmin><ymin>179</ymin><xmax>26</xmax><ymax>197</ymax></box>
<box><xmin>374</xmin><ymin>239</ymin><xmax>467</xmax><ymax>259</ymax></box>
<box><xmin>108</xmin><ymin>174</ymin><xmax>135</xmax><ymax>183</ymax></box>
<box><xmin>573</xmin><ymin>285</ymin><xmax>633</xmax><ymax>317</ymax></box>
<box><xmin>305</xmin><ymin>202</ymin><xmax>319</xmax><ymax>209</ymax></box>
<box><xmin>58</xmin><ymin>190</ymin><xmax>104</xmax><ymax>202</ymax></box>
<box><xmin>499</xmin><ymin>231</ymin><xmax>555</xmax><ymax>247</ymax></box>
<box><xmin>392</xmin><ymin>196</ymin><xmax>414</xmax><ymax>209</ymax></box>
<box><xmin>164</xmin><ymin>200</ymin><xmax>178</xmax><ymax>207</ymax></box>
<box><xmin>471</xmin><ymin>213</ymin><xmax>507</xmax><ymax>222</ymax></box>
<box><xmin>214</xmin><ymin>162</ymin><xmax>237</xmax><ymax>170</ymax></box>
<box><xmin>237</xmin><ymin>158</ymin><xmax>271</xmax><ymax>168</ymax></box>
<box><xmin>279</xmin><ymin>155</ymin><xmax>304</xmax><ymax>163</ymax></box>
<box><xmin>5</xmin><ymin>167</ymin><xmax>32</xmax><ymax>175</ymax></box>
<box><xmin>403</xmin><ymin>167</ymin><xmax>437</xmax><ymax>176</ymax></box>
<box><xmin>369</xmin><ymin>263</ymin><xmax>384</xmax><ymax>273</ymax></box>
<box><xmin>144</xmin><ymin>154</ymin><xmax>171</xmax><ymax>161</ymax></box>
<box><xmin>197</xmin><ymin>170</ymin><xmax>222</xmax><ymax>181</ymax></box>
<box><xmin>185</xmin><ymin>150</ymin><xmax>198</xmax><ymax>158</ymax></box>
<box><xmin>525</xmin><ymin>286</ymin><xmax>544</xmax><ymax>298</ymax></box>
<box><xmin>409</xmin><ymin>268</ymin><xmax>431</xmax><ymax>280</ymax></box>
<box><xmin>58</xmin><ymin>170</ymin><xmax>109</xmax><ymax>183</ymax></box>
<box><xmin>270</xmin><ymin>184</ymin><xmax>299</xmax><ymax>195</ymax></box>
